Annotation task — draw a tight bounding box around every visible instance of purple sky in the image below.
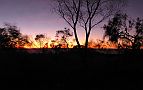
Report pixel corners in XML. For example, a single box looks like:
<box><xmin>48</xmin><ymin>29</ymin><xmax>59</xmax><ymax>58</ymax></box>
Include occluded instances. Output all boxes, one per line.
<box><xmin>0</xmin><ymin>0</ymin><xmax>143</xmax><ymax>43</ymax></box>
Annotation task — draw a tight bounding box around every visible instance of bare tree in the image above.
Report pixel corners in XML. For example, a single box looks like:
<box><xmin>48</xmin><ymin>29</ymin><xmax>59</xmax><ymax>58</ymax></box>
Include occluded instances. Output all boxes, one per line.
<box><xmin>79</xmin><ymin>0</ymin><xmax>127</xmax><ymax>48</ymax></box>
<box><xmin>52</xmin><ymin>0</ymin><xmax>127</xmax><ymax>48</ymax></box>
<box><xmin>52</xmin><ymin>0</ymin><xmax>81</xmax><ymax>48</ymax></box>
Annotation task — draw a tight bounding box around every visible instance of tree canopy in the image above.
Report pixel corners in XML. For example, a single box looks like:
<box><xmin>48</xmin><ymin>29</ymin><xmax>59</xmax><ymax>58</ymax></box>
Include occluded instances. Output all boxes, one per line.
<box><xmin>103</xmin><ymin>13</ymin><xmax>143</xmax><ymax>49</ymax></box>
<box><xmin>0</xmin><ymin>24</ymin><xmax>29</xmax><ymax>49</ymax></box>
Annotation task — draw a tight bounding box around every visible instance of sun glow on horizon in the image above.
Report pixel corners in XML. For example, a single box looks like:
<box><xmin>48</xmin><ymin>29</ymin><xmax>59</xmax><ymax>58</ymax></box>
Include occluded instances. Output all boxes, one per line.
<box><xmin>22</xmin><ymin>39</ymin><xmax>119</xmax><ymax>49</ymax></box>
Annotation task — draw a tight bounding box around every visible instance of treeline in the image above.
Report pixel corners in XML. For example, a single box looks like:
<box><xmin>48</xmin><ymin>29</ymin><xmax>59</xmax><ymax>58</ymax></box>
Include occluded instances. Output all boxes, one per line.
<box><xmin>0</xmin><ymin>13</ymin><xmax>143</xmax><ymax>50</ymax></box>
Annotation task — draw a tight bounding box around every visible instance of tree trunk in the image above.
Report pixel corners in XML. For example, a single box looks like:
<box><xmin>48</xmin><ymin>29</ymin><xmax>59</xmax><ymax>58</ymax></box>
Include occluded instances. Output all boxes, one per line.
<box><xmin>85</xmin><ymin>27</ymin><xmax>91</xmax><ymax>49</ymax></box>
<box><xmin>85</xmin><ymin>33</ymin><xmax>89</xmax><ymax>49</ymax></box>
<box><xmin>73</xmin><ymin>27</ymin><xmax>81</xmax><ymax>48</ymax></box>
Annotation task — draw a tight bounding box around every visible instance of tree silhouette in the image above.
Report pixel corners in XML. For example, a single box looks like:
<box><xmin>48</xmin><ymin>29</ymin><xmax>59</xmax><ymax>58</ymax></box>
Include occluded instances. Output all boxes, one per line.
<box><xmin>0</xmin><ymin>24</ymin><xmax>29</xmax><ymax>49</ymax></box>
<box><xmin>22</xmin><ymin>35</ymin><xmax>33</xmax><ymax>48</ymax></box>
<box><xmin>35</xmin><ymin>34</ymin><xmax>45</xmax><ymax>48</ymax></box>
<box><xmin>52</xmin><ymin>0</ymin><xmax>81</xmax><ymax>48</ymax></box>
<box><xmin>103</xmin><ymin>13</ymin><xmax>143</xmax><ymax>49</ymax></box>
<box><xmin>55</xmin><ymin>28</ymin><xmax>73</xmax><ymax>48</ymax></box>
<box><xmin>52</xmin><ymin>0</ymin><xmax>127</xmax><ymax>48</ymax></box>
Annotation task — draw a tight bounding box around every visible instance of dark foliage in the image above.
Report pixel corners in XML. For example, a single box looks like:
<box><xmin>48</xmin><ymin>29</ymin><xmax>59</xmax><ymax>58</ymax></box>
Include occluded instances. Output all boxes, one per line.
<box><xmin>103</xmin><ymin>13</ymin><xmax>143</xmax><ymax>49</ymax></box>
<box><xmin>0</xmin><ymin>24</ymin><xmax>29</xmax><ymax>49</ymax></box>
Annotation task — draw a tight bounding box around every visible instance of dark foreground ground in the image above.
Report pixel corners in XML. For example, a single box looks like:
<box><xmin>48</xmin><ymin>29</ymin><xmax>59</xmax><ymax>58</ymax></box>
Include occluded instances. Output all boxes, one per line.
<box><xmin>0</xmin><ymin>49</ymin><xmax>143</xmax><ymax>89</ymax></box>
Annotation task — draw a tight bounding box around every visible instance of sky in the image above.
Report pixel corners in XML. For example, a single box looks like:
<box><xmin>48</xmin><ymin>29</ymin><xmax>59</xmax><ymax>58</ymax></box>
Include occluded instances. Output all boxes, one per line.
<box><xmin>0</xmin><ymin>0</ymin><xmax>143</xmax><ymax>44</ymax></box>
